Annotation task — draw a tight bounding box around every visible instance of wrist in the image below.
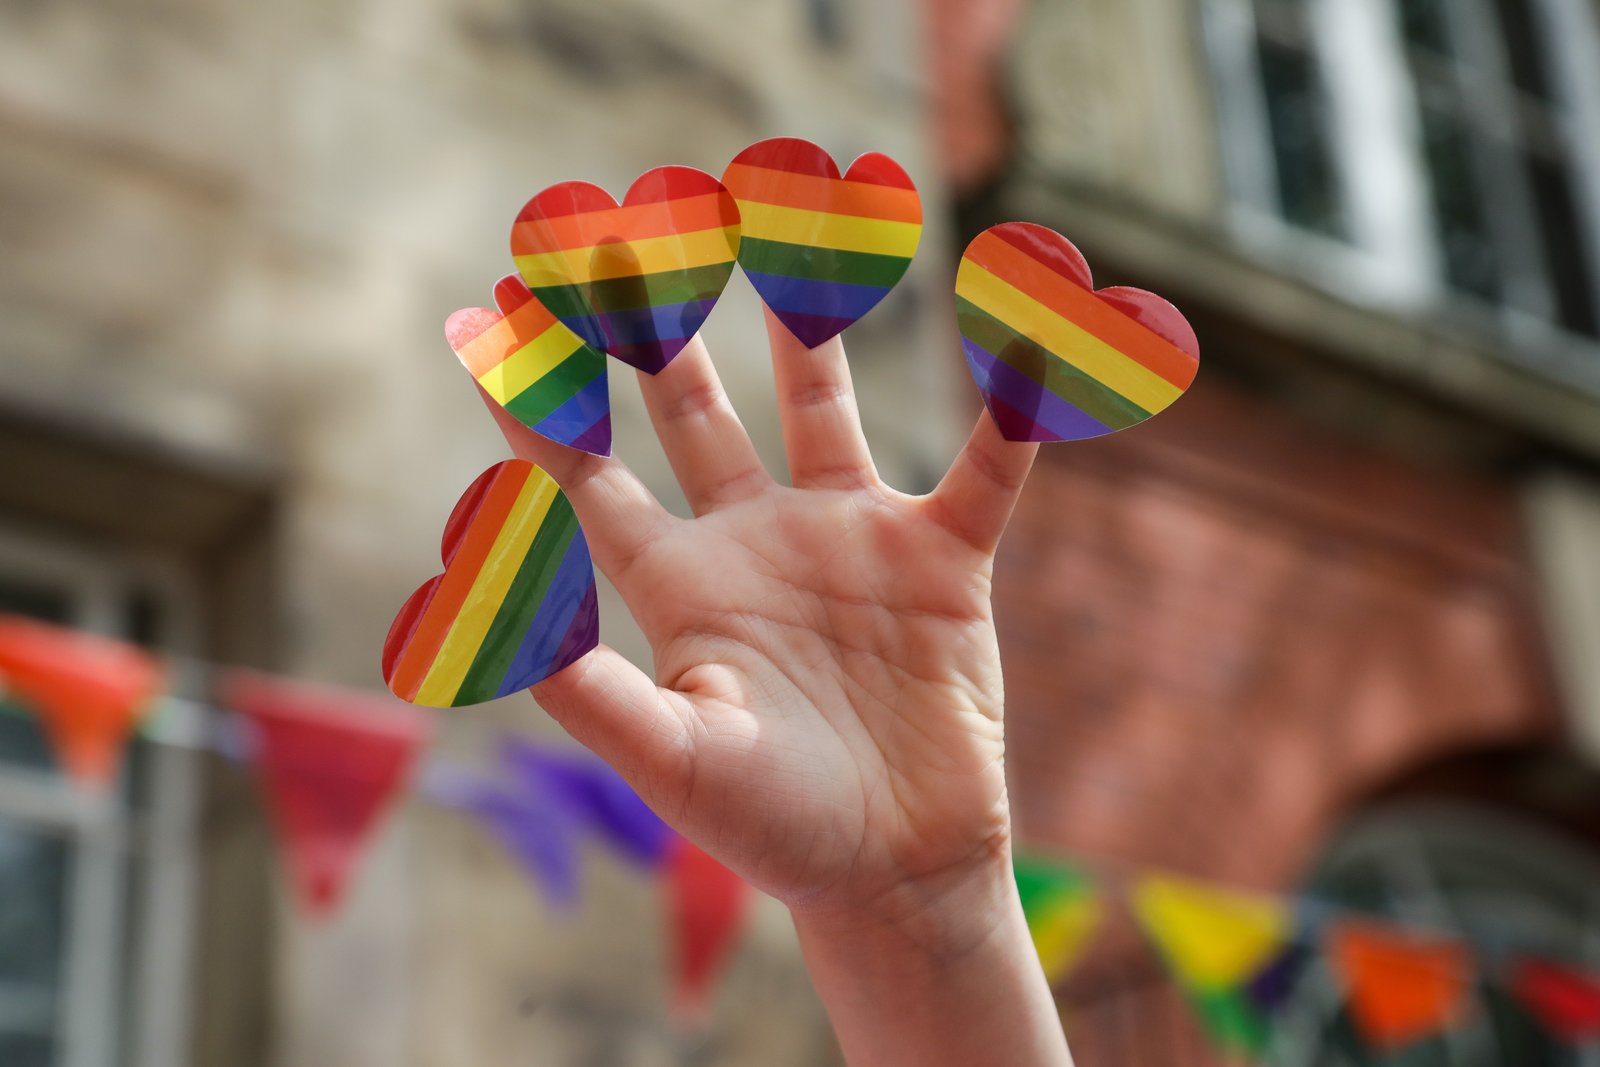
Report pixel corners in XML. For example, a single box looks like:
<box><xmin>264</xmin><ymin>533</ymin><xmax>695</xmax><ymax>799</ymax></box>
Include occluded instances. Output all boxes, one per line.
<box><xmin>787</xmin><ymin>841</ymin><xmax>1074</xmax><ymax>1067</ymax></box>
<box><xmin>787</xmin><ymin>839</ymin><xmax>1020</xmax><ymax>965</ymax></box>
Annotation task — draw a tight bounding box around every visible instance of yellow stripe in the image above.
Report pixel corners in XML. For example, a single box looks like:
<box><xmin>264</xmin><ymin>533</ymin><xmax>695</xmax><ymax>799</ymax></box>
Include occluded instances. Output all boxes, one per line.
<box><xmin>513</xmin><ymin>225</ymin><xmax>740</xmax><ymax>285</ymax></box>
<box><xmin>737</xmin><ymin>200</ymin><xmax>921</xmax><ymax>258</ymax></box>
<box><xmin>413</xmin><ymin>471</ymin><xmax>559</xmax><ymax>705</ymax></box>
<box><xmin>477</xmin><ymin>320</ymin><xmax>583</xmax><ymax>404</ymax></box>
<box><xmin>957</xmin><ymin>261</ymin><xmax>1184</xmax><ymax>413</ymax></box>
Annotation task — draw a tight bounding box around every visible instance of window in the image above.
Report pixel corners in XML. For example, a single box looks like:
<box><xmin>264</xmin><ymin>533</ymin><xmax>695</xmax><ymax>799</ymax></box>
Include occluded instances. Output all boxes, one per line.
<box><xmin>0</xmin><ymin>527</ymin><xmax>203</xmax><ymax>1067</ymax></box>
<box><xmin>1270</xmin><ymin>799</ymin><xmax>1600</xmax><ymax>1065</ymax></box>
<box><xmin>1204</xmin><ymin>0</ymin><xmax>1600</xmax><ymax>348</ymax></box>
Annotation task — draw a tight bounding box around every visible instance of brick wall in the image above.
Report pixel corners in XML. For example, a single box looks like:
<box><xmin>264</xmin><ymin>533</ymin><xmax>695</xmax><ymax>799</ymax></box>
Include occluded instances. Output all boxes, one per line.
<box><xmin>995</xmin><ymin>378</ymin><xmax>1560</xmax><ymax>1062</ymax></box>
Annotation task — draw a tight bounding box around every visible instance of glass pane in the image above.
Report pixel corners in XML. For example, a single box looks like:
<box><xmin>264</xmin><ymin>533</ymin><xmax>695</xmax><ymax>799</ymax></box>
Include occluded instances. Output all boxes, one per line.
<box><xmin>1526</xmin><ymin>149</ymin><xmax>1600</xmax><ymax>337</ymax></box>
<box><xmin>1256</xmin><ymin>33</ymin><xmax>1347</xmax><ymax>238</ymax></box>
<box><xmin>0</xmin><ymin>1033</ymin><xmax>56</xmax><ymax>1067</ymax></box>
<box><xmin>1416</xmin><ymin>103</ymin><xmax>1502</xmax><ymax>301</ymax></box>
<box><xmin>0</xmin><ymin>577</ymin><xmax>71</xmax><ymax>625</ymax></box>
<box><xmin>1396</xmin><ymin>0</ymin><xmax>1452</xmax><ymax>56</ymax></box>
<box><xmin>0</xmin><ymin>820</ymin><xmax>67</xmax><ymax>1062</ymax></box>
<box><xmin>0</xmin><ymin>709</ymin><xmax>58</xmax><ymax>776</ymax></box>
<box><xmin>1493</xmin><ymin>0</ymin><xmax>1553</xmax><ymax>101</ymax></box>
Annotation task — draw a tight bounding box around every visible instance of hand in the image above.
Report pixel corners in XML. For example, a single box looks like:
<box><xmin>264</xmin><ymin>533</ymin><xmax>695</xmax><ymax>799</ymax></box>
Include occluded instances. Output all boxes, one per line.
<box><xmin>482</xmin><ymin>308</ymin><xmax>1071</xmax><ymax>1065</ymax></box>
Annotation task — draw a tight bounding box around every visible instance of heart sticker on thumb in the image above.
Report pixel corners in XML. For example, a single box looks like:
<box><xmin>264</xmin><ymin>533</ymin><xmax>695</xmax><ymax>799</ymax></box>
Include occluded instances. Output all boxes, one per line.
<box><xmin>956</xmin><ymin>222</ymin><xmax>1199</xmax><ymax>442</ymax></box>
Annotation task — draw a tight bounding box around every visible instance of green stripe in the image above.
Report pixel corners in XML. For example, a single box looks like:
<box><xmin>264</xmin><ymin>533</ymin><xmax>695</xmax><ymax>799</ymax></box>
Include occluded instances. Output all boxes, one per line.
<box><xmin>503</xmin><ymin>350</ymin><xmax>606</xmax><ymax>427</ymax></box>
<box><xmin>454</xmin><ymin>495</ymin><xmax>580</xmax><ymax>702</ymax></box>
<box><xmin>738</xmin><ymin>237</ymin><xmax>911</xmax><ymax>288</ymax></box>
<box><xmin>957</xmin><ymin>298</ymin><xmax>1151</xmax><ymax>431</ymax></box>
<box><xmin>531</xmin><ymin>262</ymin><xmax>735</xmax><ymax>317</ymax></box>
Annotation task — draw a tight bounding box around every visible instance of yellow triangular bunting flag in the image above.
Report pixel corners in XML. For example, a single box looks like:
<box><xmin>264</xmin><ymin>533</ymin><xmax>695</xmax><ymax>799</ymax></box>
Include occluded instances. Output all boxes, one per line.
<box><xmin>1133</xmin><ymin>874</ymin><xmax>1290</xmax><ymax>991</ymax></box>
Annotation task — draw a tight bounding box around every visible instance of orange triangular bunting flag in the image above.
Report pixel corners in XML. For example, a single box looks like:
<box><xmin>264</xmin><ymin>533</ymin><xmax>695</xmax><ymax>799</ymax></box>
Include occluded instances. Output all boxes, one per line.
<box><xmin>1329</xmin><ymin>921</ymin><xmax>1473</xmax><ymax>1051</ymax></box>
<box><xmin>665</xmin><ymin>836</ymin><xmax>749</xmax><ymax>1023</ymax></box>
<box><xmin>225</xmin><ymin>670</ymin><xmax>431</xmax><ymax>918</ymax></box>
<box><xmin>0</xmin><ymin>615</ymin><xmax>161</xmax><ymax>787</ymax></box>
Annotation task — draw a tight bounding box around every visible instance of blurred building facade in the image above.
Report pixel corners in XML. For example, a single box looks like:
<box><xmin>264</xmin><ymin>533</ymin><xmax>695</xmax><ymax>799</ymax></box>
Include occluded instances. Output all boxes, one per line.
<box><xmin>0</xmin><ymin>2</ymin><xmax>958</xmax><ymax>1066</ymax></box>
<box><xmin>927</xmin><ymin>0</ymin><xmax>1600</xmax><ymax>1062</ymax></box>
<box><xmin>5</xmin><ymin>0</ymin><xmax>1600</xmax><ymax>1066</ymax></box>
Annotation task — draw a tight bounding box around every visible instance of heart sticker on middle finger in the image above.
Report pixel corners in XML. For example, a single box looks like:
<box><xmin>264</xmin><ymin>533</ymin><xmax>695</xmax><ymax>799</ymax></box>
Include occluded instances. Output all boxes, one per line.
<box><xmin>722</xmin><ymin>137</ymin><xmax>922</xmax><ymax>348</ymax></box>
<box><xmin>511</xmin><ymin>166</ymin><xmax>741</xmax><ymax>374</ymax></box>
<box><xmin>956</xmin><ymin>222</ymin><xmax>1200</xmax><ymax>442</ymax></box>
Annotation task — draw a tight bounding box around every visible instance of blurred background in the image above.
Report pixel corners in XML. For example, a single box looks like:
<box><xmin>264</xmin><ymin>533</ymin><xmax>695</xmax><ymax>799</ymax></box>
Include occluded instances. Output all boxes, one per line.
<box><xmin>3</xmin><ymin>0</ymin><xmax>1600</xmax><ymax>1064</ymax></box>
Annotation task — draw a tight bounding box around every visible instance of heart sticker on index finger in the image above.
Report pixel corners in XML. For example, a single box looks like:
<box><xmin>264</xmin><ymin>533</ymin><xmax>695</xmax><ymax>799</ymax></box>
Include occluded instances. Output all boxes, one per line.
<box><xmin>511</xmin><ymin>167</ymin><xmax>741</xmax><ymax>374</ymax></box>
<box><xmin>447</xmin><ymin>276</ymin><xmax>612</xmax><ymax>456</ymax></box>
<box><xmin>956</xmin><ymin>223</ymin><xmax>1199</xmax><ymax>442</ymax></box>
<box><xmin>722</xmin><ymin>137</ymin><xmax>921</xmax><ymax>348</ymax></box>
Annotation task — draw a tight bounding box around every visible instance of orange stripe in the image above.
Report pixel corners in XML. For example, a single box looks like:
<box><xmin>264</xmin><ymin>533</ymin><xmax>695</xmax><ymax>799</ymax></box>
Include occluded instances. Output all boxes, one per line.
<box><xmin>966</xmin><ymin>231</ymin><xmax>1197</xmax><ymax>389</ymax></box>
<box><xmin>722</xmin><ymin>162</ymin><xmax>922</xmax><ymax>224</ymax></box>
<box><xmin>511</xmin><ymin>192</ymin><xmax>738</xmax><ymax>254</ymax></box>
<box><xmin>387</xmin><ymin>467</ymin><xmax>530</xmax><ymax>700</ymax></box>
<box><xmin>455</xmin><ymin>299</ymin><xmax>557</xmax><ymax>377</ymax></box>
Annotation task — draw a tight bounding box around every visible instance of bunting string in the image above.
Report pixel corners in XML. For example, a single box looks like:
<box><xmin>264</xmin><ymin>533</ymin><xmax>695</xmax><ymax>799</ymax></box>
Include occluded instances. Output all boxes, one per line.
<box><xmin>4</xmin><ymin>612</ymin><xmax>1600</xmax><ymax>1049</ymax></box>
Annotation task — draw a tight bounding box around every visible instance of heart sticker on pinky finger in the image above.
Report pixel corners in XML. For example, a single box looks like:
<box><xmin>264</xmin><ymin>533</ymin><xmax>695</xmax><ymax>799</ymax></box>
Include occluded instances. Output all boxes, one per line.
<box><xmin>955</xmin><ymin>223</ymin><xmax>1199</xmax><ymax>442</ymax></box>
<box><xmin>383</xmin><ymin>460</ymin><xmax>599</xmax><ymax>707</ymax></box>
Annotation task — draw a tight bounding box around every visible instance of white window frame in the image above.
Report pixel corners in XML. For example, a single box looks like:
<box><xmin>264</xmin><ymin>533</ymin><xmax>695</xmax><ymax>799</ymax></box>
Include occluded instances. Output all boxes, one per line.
<box><xmin>1201</xmin><ymin>0</ymin><xmax>1600</xmax><ymax>378</ymax></box>
<box><xmin>0</xmin><ymin>525</ymin><xmax>203</xmax><ymax>1067</ymax></box>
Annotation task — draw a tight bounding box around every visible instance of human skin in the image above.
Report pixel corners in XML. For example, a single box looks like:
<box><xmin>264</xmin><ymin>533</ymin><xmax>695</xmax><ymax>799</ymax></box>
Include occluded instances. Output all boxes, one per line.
<box><xmin>483</xmin><ymin>307</ymin><xmax>1073</xmax><ymax>1066</ymax></box>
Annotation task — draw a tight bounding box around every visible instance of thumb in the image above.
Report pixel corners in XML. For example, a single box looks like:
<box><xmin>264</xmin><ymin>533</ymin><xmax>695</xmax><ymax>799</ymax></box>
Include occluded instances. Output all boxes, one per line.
<box><xmin>530</xmin><ymin>644</ymin><xmax>694</xmax><ymax>805</ymax></box>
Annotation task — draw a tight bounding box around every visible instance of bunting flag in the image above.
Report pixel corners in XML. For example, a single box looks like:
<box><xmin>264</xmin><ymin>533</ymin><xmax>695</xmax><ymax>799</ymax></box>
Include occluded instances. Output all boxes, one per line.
<box><xmin>720</xmin><ymin>137</ymin><xmax>921</xmax><ymax>347</ymax></box>
<box><xmin>1132</xmin><ymin>874</ymin><xmax>1294</xmax><ymax>1055</ymax></box>
<box><xmin>665</xmin><ymin>836</ymin><xmax>749</xmax><ymax>1022</ymax></box>
<box><xmin>511</xmin><ymin>167</ymin><xmax>741</xmax><ymax>374</ymax></box>
<box><xmin>0</xmin><ymin>615</ymin><xmax>162</xmax><ymax>787</ymax></box>
<box><xmin>224</xmin><ymin>670</ymin><xmax>431</xmax><ymax>917</ymax></box>
<box><xmin>425</xmin><ymin>763</ymin><xmax>582</xmax><ymax>909</ymax></box>
<box><xmin>499</xmin><ymin>737</ymin><xmax>673</xmax><ymax>869</ymax></box>
<box><xmin>1013</xmin><ymin>854</ymin><xmax>1102</xmax><ymax>983</ymax></box>
<box><xmin>1328</xmin><ymin>921</ymin><xmax>1474</xmax><ymax>1052</ymax></box>
<box><xmin>1509</xmin><ymin>958</ymin><xmax>1600</xmax><ymax>1043</ymax></box>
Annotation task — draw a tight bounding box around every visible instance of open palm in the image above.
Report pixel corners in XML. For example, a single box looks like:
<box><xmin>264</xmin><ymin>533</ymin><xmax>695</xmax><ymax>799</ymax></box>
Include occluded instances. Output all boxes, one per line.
<box><xmin>488</xmin><ymin>309</ymin><xmax>1038</xmax><ymax>921</ymax></box>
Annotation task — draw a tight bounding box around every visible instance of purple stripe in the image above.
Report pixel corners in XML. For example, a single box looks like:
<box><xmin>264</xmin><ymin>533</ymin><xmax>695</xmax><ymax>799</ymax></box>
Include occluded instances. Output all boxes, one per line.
<box><xmin>562</xmin><ymin>299</ymin><xmax>718</xmax><ymax>354</ymax></box>
<box><xmin>606</xmin><ymin>338</ymin><xmax>689</xmax><ymax>374</ymax></box>
<box><xmin>963</xmin><ymin>340</ymin><xmax>1113</xmax><ymax>442</ymax></box>
<box><xmin>568</xmin><ymin>414</ymin><xmax>612</xmax><ymax>457</ymax></box>
<box><xmin>771</xmin><ymin>310</ymin><xmax>862</xmax><ymax>348</ymax></box>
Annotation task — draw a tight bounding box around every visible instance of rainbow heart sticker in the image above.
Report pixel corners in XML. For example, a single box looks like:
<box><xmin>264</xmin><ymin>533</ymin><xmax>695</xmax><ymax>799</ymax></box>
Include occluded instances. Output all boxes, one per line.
<box><xmin>383</xmin><ymin>460</ymin><xmax>598</xmax><ymax>707</ymax></box>
<box><xmin>511</xmin><ymin>167</ymin><xmax>741</xmax><ymax>374</ymax></box>
<box><xmin>956</xmin><ymin>223</ymin><xmax>1199</xmax><ymax>442</ymax></box>
<box><xmin>447</xmin><ymin>275</ymin><xmax>611</xmax><ymax>456</ymax></box>
<box><xmin>722</xmin><ymin>137</ymin><xmax>921</xmax><ymax>348</ymax></box>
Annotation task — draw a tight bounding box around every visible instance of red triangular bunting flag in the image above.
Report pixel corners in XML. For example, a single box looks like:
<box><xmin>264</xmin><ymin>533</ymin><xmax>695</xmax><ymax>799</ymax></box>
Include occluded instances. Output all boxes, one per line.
<box><xmin>1511</xmin><ymin>958</ymin><xmax>1600</xmax><ymax>1042</ymax></box>
<box><xmin>0</xmin><ymin>615</ymin><xmax>162</xmax><ymax>787</ymax></box>
<box><xmin>1329</xmin><ymin>921</ymin><xmax>1473</xmax><ymax>1051</ymax></box>
<box><xmin>664</xmin><ymin>836</ymin><xmax>749</xmax><ymax>1022</ymax></box>
<box><xmin>225</xmin><ymin>670</ymin><xmax>431</xmax><ymax>917</ymax></box>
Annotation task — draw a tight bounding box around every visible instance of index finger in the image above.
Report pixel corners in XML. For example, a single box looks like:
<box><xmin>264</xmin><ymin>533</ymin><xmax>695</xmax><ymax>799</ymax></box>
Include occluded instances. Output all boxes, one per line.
<box><xmin>476</xmin><ymin>383</ymin><xmax>674</xmax><ymax>581</ymax></box>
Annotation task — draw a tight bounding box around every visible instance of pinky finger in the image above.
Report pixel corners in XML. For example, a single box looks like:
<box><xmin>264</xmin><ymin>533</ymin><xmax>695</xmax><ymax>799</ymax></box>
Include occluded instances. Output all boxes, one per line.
<box><xmin>924</xmin><ymin>413</ymin><xmax>1039</xmax><ymax>553</ymax></box>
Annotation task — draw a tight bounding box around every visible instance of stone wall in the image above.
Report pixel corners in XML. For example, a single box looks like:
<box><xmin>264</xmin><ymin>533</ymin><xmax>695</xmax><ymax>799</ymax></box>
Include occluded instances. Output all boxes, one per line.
<box><xmin>0</xmin><ymin>1</ymin><xmax>963</xmax><ymax>1064</ymax></box>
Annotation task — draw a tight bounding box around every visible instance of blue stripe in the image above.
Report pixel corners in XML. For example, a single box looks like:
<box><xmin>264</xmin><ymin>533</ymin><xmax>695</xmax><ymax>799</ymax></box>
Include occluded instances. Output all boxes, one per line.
<box><xmin>743</xmin><ymin>271</ymin><xmax>892</xmax><ymax>320</ymax></box>
<box><xmin>533</xmin><ymin>375</ymin><xmax>609</xmax><ymax>447</ymax></box>
<box><xmin>494</xmin><ymin>533</ymin><xmax>594</xmax><ymax>698</ymax></box>
<box><xmin>560</xmin><ymin>299</ymin><xmax>718</xmax><ymax>352</ymax></box>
